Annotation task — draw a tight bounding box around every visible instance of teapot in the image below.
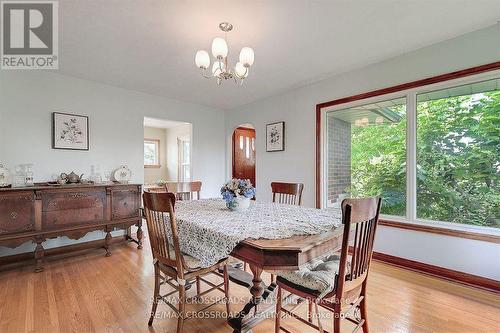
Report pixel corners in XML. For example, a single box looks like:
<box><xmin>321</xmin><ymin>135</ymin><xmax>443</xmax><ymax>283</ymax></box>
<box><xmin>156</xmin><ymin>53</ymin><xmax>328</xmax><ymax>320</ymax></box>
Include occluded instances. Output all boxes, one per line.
<box><xmin>61</xmin><ymin>171</ymin><xmax>84</xmax><ymax>183</ymax></box>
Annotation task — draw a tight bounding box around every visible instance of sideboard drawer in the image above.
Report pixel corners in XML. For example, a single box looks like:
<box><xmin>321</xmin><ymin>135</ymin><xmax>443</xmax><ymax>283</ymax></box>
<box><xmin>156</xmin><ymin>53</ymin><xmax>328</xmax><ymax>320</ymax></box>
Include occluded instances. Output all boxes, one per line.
<box><xmin>0</xmin><ymin>192</ymin><xmax>35</xmax><ymax>235</ymax></box>
<box><xmin>111</xmin><ymin>188</ymin><xmax>140</xmax><ymax>220</ymax></box>
<box><xmin>42</xmin><ymin>189</ymin><xmax>107</xmax><ymax>229</ymax></box>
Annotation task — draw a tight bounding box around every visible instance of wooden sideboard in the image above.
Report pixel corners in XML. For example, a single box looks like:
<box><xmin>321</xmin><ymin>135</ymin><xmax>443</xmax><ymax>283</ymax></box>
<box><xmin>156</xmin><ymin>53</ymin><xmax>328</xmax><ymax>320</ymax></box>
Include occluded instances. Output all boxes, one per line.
<box><xmin>0</xmin><ymin>183</ymin><xmax>142</xmax><ymax>272</ymax></box>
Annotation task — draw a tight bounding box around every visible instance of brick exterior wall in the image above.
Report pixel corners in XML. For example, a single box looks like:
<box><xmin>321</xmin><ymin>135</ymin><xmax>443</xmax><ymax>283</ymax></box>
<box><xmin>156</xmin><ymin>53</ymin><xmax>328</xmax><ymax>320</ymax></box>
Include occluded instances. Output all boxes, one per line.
<box><xmin>327</xmin><ymin>117</ymin><xmax>351</xmax><ymax>204</ymax></box>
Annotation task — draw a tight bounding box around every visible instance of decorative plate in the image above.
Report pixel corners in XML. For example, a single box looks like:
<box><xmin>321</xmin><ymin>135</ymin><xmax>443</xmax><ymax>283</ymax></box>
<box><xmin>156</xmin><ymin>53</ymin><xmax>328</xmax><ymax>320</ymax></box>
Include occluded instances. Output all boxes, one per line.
<box><xmin>0</xmin><ymin>163</ymin><xmax>11</xmax><ymax>187</ymax></box>
<box><xmin>113</xmin><ymin>165</ymin><xmax>132</xmax><ymax>184</ymax></box>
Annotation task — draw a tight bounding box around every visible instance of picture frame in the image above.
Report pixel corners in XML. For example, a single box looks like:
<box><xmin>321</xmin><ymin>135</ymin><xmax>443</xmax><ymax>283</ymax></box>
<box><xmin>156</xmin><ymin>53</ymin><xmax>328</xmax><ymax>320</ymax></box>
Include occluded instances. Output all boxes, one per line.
<box><xmin>52</xmin><ymin>112</ymin><xmax>89</xmax><ymax>150</ymax></box>
<box><xmin>266</xmin><ymin>121</ymin><xmax>285</xmax><ymax>152</ymax></box>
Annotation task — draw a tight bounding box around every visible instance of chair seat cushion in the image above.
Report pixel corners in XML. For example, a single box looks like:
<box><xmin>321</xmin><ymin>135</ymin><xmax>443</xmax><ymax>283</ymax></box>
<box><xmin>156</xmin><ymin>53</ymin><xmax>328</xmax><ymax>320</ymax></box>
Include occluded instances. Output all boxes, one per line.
<box><xmin>277</xmin><ymin>253</ymin><xmax>347</xmax><ymax>298</ymax></box>
<box><xmin>167</xmin><ymin>246</ymin><xmax>201</xmax><ymax>270</ymax></box>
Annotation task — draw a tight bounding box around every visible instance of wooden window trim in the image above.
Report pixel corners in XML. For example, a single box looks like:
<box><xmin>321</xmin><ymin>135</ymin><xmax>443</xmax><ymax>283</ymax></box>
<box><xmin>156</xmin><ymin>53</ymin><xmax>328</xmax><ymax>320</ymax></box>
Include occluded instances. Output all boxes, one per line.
<box><xmin>144</xmin><ymin>165</ymin><xmax>161</xmax><ymax>169</ymax></box>
<box><xmin>315</xmin><ymin>61</ymin><xmax>500</xmax><ymax>243</ymax></box>
<box><xmin>144</xmin><ymin>138</ymin><xmax>161</xmax><ymax>168</ymax></box>
<box><xmin>379</xmin><ymin>219</ymin><xmax>500</xmax><ymax>244</ymax></box>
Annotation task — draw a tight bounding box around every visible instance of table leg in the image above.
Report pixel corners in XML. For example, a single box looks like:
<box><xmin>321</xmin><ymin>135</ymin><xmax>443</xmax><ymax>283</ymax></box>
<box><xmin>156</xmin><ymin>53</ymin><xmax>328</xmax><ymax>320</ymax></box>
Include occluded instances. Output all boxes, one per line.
<box><xmin>228</xmin><ymin>263</ymin><xmax>277</xmax><ymax>333</ymax></box>
<box><xmin>250</xmin><ymin>265</ymin><xmax>264</xmax><ymax>301</ymax></box>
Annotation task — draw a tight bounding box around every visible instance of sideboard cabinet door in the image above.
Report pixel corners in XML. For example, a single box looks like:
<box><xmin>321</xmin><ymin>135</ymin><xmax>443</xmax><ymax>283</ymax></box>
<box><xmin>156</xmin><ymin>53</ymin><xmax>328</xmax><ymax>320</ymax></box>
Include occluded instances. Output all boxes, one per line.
<box><xmin>42</xmin><ymin>189</ymin><xmax>107</xmax><ymax>230</ymax></box>
<box><xmin>111</xmin><ymin>187</ymin><xmax>140</xmax><ymax>220</ymax></box>
<box><xmin>0</xmin><ymin>192</ymin><xmax>35</xmax><ymax>235</ymax></box>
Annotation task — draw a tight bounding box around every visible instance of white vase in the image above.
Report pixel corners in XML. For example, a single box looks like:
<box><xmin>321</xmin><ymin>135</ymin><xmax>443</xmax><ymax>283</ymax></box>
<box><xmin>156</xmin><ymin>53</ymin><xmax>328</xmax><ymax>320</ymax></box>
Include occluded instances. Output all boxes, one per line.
<box><xmin>227</xmin><ymin>196</ymin><xmax>251</xmax><ymax>211</ymax></box>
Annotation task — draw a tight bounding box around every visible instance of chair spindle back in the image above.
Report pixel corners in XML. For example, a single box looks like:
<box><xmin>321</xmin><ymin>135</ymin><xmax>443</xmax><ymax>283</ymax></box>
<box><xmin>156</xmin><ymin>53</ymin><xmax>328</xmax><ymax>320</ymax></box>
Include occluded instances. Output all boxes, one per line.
<box><xmin>166</xmin><ymin>181</ymin><xmax>202</xmax><ymax>201</ymax></box>
<box><xmin>143</xmin><ymin>191</ymin><xmax>186</xmax><ymax>275</ymax></box>
<box><xmin>336</xmin><ymin>197</ymin><xmax>381</xmax><ymax>297</ymax></box>
<box><xmin>271</xmin><ymin>182</ymin><xmax>304</xmax><ymax>206</ymax></box>
<box><xmin>145</xmin><ymin>184</ymin><xmax>168</xmax><ymax>193</ymax></box>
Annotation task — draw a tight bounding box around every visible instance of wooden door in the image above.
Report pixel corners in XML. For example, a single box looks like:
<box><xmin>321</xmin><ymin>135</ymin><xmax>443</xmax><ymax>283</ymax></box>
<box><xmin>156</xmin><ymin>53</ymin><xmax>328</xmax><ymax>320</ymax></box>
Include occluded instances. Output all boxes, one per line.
<box><xmin>232</xmin><ymin>127</ymin><xmax>256</xmax><ymax>187</ymax></box>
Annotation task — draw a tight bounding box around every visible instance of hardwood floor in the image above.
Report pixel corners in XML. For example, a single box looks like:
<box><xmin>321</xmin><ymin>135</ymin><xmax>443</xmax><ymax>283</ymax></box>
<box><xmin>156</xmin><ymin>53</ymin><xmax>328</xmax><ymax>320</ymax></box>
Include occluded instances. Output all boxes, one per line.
<box><xmin>0</xmin><ymin>238</ymin><xmax>499</xmax><ymax>333</ymax></box>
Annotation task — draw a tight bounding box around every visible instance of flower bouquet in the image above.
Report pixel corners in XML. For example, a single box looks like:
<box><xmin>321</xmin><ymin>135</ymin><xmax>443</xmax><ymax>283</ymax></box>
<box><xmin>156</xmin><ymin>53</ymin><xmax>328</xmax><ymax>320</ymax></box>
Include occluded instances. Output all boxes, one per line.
<box><xmin>221</xmin><ymin>178</ymin><xmax>256</xmax><ymax>211</ymax></box>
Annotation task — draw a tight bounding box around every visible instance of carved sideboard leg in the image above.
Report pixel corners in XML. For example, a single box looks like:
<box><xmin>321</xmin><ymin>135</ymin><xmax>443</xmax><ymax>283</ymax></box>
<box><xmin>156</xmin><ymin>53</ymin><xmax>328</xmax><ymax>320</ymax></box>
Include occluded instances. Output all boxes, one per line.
<box><xmin>104</xmin><ymin>230</ymin><xmax>112</xmax><ymax>257</ymax></box>
<box><xmin>136</xmin><ymin>220</ymin><xmax>143</xmax><ymax>249</ymax></box>
<box><xmin>34</xmin><ymin>237</ymin><xmax>45</xmax><ymax>273</ymax></box>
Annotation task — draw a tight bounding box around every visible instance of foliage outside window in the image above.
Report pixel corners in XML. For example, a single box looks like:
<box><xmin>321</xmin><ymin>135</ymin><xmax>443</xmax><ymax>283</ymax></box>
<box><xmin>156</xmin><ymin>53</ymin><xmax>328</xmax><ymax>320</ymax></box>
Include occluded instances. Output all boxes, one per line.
<box><xmin>416</xmin><ymin>85</ymin><xmax>499</xmax><ymax>228</ymax></box>
<box><xmin>144</xmin><ymin>139</ymin><xmax>160</xmax><ymax>167</ymax></box>
<box><xmin>327</xmin><ymin>97</ymin><xmax>407</xmax><ymax>216</ymax></box>
<box><xmin>326</xmin><ymin>77</ymin><xmax>499</xmax><ymax>229</ymax></box>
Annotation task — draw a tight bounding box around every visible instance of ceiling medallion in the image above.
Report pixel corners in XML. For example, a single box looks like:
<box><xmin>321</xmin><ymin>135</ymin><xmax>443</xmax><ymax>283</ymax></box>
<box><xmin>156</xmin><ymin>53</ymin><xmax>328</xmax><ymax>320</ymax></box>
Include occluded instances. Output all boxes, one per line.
<box><xmin>195</xmin><ymin>22</ymin><xmax>255</xmax><ymax>86</ymax></box>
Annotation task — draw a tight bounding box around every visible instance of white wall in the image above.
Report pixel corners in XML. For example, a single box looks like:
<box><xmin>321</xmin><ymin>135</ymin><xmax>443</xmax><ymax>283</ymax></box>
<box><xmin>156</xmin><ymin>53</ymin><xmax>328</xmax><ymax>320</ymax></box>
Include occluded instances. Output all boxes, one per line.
<box><xmin>225</xmin><ymin>25</ymin><xmax>500</xmax><ymax>280</ymax></box>
<box><xmin>0</xmin><ymin>70</ymin><xmax>225</xmax><ymax>256</ymax></box>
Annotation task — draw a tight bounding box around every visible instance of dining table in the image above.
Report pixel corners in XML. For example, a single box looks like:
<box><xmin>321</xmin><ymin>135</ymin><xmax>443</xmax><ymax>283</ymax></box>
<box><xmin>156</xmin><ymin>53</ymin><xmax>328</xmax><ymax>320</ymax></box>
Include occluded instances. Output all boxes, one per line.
<box><xmin>174</xmin><ymin>198</ymin><xmax>344</xmax><ymax>333</ymax></box>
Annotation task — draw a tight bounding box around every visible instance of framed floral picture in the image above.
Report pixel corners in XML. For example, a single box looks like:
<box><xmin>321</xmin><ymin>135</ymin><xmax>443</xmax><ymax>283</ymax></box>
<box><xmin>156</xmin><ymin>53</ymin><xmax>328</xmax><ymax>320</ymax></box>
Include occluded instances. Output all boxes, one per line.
<box><xmin>52</xmin><ymin>112</ymin><xmax>89</xmax><ymax>150</ymax></box>
<box><xmin>266</xmin><ymin>121</ymin><xmax>285</xmax><ymax>152</ymax></box>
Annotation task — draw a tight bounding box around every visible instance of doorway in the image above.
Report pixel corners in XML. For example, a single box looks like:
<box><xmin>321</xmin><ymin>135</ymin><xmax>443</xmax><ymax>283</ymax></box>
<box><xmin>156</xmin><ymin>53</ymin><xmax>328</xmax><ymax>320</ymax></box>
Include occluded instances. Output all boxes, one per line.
<box><xmin>143</xmin><ymin>117</ymin><xmax>193</xmax><ymax>186</ymax></box>
<box><xmin>232</xmin><ymin>126</ymin><xmax>256</xmax><ymax>188</ymax></box>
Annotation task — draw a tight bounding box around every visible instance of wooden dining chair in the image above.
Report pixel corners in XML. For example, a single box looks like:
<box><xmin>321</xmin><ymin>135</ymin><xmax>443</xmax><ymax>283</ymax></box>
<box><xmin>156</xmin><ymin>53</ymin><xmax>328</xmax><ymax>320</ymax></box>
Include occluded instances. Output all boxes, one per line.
<box><xmin>143</xmin><ymin>191</ymin><xmax>231</xmax><ymax>332</ymax></box>
<box><xmin>271</xmin><ymin>182</ymin><xmax>304</xmax><ymax>206</ymax></box>
<box><xmin>140</xmin><ymin>185</ymin><xmax>168</xmax><ymax>219</ymax></box>
<box><xmin>275</xmin><ymin>197</ymin><xmax>381</xmax><ymax>333</ymax></box>
<box><xmin>167</xmin><ymin>181</ymin><xmax>202</xmax><ymax>201</ymax></box>
<box><xmin>145</xmin><ymin>182</ymin><xmax>203</xmax><ymax>293</ymax></box>
<box><xmin>145</xmin><ymin>185</ymin><xmax>168</xmax><ymax>193</ymax></box>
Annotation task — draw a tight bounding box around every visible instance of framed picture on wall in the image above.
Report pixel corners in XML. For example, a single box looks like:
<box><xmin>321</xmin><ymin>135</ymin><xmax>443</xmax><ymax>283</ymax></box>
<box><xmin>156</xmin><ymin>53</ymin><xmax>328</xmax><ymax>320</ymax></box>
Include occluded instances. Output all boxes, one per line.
<box><xmin>52</xmin><ymin>112</ymin><xmax>89</xmax><ymax>150</ymax></box>
<box><xmin>266</xmin><ymin>121</ymin><xmax>285</xmax><ymax>152</ymax></box>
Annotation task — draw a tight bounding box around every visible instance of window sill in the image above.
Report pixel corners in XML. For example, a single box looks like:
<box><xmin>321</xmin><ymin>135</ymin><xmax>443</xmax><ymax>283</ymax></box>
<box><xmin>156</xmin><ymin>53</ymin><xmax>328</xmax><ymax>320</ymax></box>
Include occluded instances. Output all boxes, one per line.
<box><xmin>144</xmin><ymin>165</ymin><xmax>161</xmax><ymax>169</ymax></box>
<box><xmin>379</xmin><ymin>218</ymin><xmax>500</xmax><ymax>244</ymax></box>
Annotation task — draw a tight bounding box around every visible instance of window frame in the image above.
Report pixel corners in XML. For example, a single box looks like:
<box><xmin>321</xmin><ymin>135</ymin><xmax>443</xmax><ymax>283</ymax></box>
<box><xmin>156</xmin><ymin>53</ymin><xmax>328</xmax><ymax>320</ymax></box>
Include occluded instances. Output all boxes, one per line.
<box><xmin>178</xmin><ymin>138</ymin><xmax>191</xmax><ymax>182</ymax></box>
<box><xmin>316</xmin><ymin>63</ymin><xmax>500</xmax><ymax>241</ymax></box>
<box><xmin>322</xmin><ymin>91</ymin><xmax>409</xmax><ymax>217</ymax></box>
<box><xmin>144</xmin><ymin>138</ymin><xmax>161</xmax><ymax>168</ymax></box>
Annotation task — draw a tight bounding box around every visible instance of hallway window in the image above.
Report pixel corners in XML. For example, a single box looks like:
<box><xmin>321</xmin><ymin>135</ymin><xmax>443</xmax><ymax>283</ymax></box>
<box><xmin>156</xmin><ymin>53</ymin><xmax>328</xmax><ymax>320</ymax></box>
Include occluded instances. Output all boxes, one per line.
<box><xmin>144</xmin><ymin>139</ymin><xmax>160</xmax><ymax>168</ymax></box>
<box><xmin>178</xmin><ymin>139</ymin><xmax>191</xmax><ymax>181</ymax></box>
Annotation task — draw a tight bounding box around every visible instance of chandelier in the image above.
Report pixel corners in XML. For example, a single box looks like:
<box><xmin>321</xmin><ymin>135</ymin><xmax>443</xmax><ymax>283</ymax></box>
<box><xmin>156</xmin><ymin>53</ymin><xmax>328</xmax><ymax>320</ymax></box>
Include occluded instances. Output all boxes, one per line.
<box><xmin>195</xmin><ymin>22</ymin><xmax>255</xmax><ymax>86</ymax></box>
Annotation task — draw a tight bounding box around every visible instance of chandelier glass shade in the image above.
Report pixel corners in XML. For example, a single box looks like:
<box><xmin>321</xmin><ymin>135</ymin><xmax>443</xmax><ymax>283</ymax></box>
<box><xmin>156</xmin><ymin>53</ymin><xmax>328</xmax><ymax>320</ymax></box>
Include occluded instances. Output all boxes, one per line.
<box><xmin>195</xmin><ymin>22</ymin><xmax>254</xmax><ymax>85</ymax></box>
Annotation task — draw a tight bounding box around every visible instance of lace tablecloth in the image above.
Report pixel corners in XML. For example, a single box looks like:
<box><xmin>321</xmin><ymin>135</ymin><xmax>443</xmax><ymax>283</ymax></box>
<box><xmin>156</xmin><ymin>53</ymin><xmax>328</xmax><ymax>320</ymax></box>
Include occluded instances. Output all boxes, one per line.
<box><xmin>174</xmin><ymin>199</ymin><xmax>342</xmax><ymax>268</ymax></box>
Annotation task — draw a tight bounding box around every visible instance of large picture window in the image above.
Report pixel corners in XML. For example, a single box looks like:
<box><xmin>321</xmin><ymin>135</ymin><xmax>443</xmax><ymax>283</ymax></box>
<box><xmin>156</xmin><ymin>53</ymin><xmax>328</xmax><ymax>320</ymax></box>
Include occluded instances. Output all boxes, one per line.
<box><xmin>321</xmin><ymin>72</ymin><xmax>499</xmax><ymax>231</ymax></box>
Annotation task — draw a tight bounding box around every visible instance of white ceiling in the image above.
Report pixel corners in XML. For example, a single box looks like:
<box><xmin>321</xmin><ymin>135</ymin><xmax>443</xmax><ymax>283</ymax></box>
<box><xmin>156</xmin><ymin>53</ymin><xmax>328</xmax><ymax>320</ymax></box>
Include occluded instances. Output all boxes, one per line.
<box><xmin>57</xmin><ymin>0</ymin><xmax>500</xmax><ymax>110</ymax></box>
<box><xmin>144</xmin><ymin>117</ymin><xmax>189</xmax><ymax>129</ymax></box>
